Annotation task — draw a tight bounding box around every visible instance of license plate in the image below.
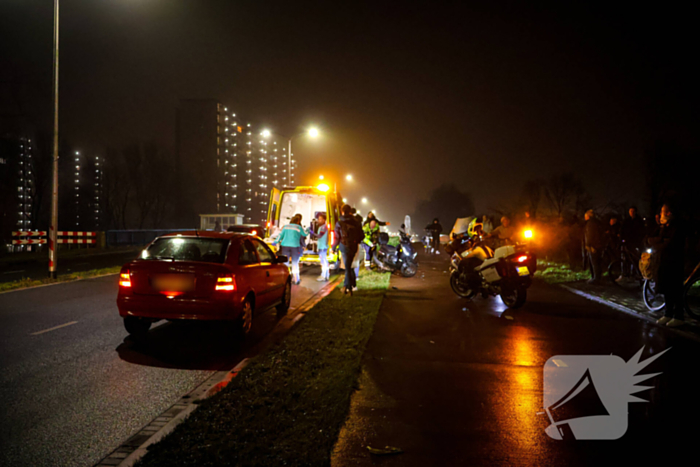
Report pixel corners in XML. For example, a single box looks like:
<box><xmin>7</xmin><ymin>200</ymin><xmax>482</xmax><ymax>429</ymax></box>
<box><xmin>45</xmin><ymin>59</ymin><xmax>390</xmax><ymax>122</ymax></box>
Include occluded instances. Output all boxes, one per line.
<box><xmin>152</xmin><ymin>274</ymin><xmax>194</xmax><ymax>291</ymax></box>
<box><xmin>517</xmin><ymin>266</ymin><xmax>530</xmax><ymax>276</ymax></box>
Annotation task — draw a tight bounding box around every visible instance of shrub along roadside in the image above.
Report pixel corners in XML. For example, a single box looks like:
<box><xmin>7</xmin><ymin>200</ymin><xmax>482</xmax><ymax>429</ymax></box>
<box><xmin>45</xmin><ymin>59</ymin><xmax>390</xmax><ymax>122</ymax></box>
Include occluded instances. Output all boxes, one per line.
<box><xmin>534</xmin><ymin>260</ymin><xmax>590</xmax><ymax>284</ymax></box>
<box><xmin>136</xmin><ymin>270</ymin><xmax>391</xmax><ymax>467</ymax></box>
<box><xmin>0</xmin><ymin>266</ymin><xmax>121</xmax><ymax>293</ymax></box>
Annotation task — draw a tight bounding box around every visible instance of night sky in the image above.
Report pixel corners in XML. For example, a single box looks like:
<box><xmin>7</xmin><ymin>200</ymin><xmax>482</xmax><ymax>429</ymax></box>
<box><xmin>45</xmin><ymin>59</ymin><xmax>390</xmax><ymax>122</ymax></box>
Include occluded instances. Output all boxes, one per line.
<box><xmin>2</xmin><ymin>0</ymin><xmax>697</xmax><ymax>227</ymax></box>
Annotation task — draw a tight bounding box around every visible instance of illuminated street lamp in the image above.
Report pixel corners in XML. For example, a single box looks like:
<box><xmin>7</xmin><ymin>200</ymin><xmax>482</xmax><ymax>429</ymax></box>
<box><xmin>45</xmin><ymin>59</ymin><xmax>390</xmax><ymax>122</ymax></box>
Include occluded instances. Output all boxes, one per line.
<box><xmin>319</xmin><ymin>175</ymin><xmax>324</xmax><ymax>180</ymax></box>
<box><xmin>262</xmin><ymin>126</ymin><xmax>320</xmax><ymax>186</ymax></box>
<box><xmin>362</xmin><ymin>197</ymin><xmax>368</xmax><ymax>204</ymax></box>
<box><xmin>346</xmin><ymin>174</ymin><xmax>353</xmax><ymax>181</ymax></box>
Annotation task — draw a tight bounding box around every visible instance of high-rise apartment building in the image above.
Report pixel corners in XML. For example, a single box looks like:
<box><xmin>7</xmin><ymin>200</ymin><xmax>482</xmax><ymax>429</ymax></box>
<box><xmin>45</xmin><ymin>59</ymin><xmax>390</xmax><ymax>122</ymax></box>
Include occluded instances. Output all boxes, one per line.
<box><xmin>176</xmin><ymin>99</ymin><xmax>290</xmax><ymax>226</ymax></box>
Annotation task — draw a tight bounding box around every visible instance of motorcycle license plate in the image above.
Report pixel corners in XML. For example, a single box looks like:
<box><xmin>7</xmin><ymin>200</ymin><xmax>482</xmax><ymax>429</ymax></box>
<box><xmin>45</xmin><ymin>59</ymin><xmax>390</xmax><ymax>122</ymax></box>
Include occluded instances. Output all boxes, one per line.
<box><xmin>517</xmin><ymin>266</ymin><xmax>530</xmax><ymax>276</ymax></box>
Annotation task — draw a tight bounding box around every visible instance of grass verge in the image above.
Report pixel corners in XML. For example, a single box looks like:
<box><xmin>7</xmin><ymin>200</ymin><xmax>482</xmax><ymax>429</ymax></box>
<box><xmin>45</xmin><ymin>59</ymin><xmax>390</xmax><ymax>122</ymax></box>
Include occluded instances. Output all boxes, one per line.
<box><xmin>534</xmin><ymin>260</ymin><xmax>590</xmax><ymax>284</ymax></box>
<box><xmin>136</xmin><ymin>269</ymin><xmax>391</xmax><ymax>467</ymax></box>
<box><xmin>0</xmin><ymin>266</ymin><xmax>121</xmax><ymax>293</ymax></box>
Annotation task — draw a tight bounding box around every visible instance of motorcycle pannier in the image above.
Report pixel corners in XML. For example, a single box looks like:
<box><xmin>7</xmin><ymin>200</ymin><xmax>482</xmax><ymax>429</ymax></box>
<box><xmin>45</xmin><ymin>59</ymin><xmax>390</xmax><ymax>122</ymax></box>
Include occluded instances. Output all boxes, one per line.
<box><xmin>378</xmin><ymin>232</ymin><xmax>390</xmax><ymax>245</ymax></box>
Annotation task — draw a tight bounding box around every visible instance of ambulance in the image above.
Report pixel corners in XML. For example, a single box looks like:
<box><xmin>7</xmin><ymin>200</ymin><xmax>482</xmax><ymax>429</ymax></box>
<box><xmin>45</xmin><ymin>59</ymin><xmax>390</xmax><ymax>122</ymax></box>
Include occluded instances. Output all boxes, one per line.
<box><xmin>264</xmin><ymin>184</ymin><xmax>345</xmax><ymax>268</ymax></box>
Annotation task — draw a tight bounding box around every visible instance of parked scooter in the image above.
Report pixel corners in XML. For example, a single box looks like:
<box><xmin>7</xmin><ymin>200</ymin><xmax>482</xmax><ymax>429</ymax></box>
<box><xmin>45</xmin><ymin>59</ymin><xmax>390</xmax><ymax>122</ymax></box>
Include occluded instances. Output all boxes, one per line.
<box><xmin>448</xmin><ymin>224</ymin><xmax>535</xmax><ymax>308</ymax></box>
<box><xmin>373</xmin><ymin>232</ymin><xmax>418</xmax><ymax>277</ymax></box>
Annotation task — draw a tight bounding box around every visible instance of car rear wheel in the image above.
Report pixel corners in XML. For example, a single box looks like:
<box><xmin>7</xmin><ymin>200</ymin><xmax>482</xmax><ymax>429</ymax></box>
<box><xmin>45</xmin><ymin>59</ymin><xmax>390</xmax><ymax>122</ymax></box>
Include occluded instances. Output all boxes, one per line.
<box><xmin>235</xmin><ymin>298</ymin><xmax>254</xmax><ymax>338</ymax></box>
<box><xmin>124</xmin><ymin>317</ymin><xmax>151</xmax><ymax>338</ymax></box>
<box><xmin>277</xmin><ymin>280</ymin><xmax>292</xmax><ymax>317</ymax></box>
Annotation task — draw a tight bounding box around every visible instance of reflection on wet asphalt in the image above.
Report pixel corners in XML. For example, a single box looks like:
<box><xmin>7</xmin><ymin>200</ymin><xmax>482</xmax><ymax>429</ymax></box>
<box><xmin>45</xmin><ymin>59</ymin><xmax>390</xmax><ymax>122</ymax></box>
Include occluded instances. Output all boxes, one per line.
<box><xmin>333</xmin><ymin>251</ymin><xmax>700</xmax><ymax>466</ymax></box>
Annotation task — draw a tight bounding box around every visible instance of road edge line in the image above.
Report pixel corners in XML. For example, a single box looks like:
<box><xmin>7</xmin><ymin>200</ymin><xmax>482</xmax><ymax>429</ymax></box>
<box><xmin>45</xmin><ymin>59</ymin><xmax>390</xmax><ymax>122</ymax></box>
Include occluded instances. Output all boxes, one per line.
<box><xmin>559</xmin><ymin>284</ymin><xmax>700</xmax><ymax>343</ymax></box>
<box><xmin>98</xmin><ymin>274</ymin><xmax>342</xmax><ymax>467</ymax></box>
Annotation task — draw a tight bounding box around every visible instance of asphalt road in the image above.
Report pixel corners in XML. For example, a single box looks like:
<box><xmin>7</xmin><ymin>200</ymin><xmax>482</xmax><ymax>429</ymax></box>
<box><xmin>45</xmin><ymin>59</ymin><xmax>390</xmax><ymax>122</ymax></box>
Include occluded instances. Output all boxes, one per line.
<box><xmin>333</xmin><ymin>251</ymin><xmax>700</xmax><ymax>466</ymax></box>
<box><xmin>0</xmin><ymin>264</ymin><xmax>334</xmax><ymax>467</ymax></box>
<box><xmin>0</xmin><ymin>248</ymin><xmax>142</xmax><ymax>283</ymax></box>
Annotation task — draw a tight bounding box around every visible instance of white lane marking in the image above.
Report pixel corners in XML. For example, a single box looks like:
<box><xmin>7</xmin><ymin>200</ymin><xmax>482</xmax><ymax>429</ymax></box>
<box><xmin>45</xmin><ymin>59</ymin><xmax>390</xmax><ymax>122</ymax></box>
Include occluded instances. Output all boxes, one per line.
<box><xmin>31</xmin><ymin>321</ymin><xmax>78</xmax><ymax>336</ymax></box>
<box><xmin>3</xmin><ymin>270</ymin><xmax>25</xmax><ymax>274</ymax></box>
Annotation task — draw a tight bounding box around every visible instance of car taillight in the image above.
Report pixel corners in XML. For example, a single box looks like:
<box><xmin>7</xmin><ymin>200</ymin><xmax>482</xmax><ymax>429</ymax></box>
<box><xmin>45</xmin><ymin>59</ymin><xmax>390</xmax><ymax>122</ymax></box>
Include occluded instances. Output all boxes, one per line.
<box><xmin>119</xmin><ymin>271</ymin><xmax>131</xmax><ymax>287</ymax></box>
<box><xmin>215</xmin><ymin>275</ymin><xmax>236</xmax><ymax>291</ymax></box>
<box><xmin>251</xmin><ymin>230</ymin><xmax>257</xmax><ymax>236</ymax></box>
<box><xmin>516</xmin><ymin>255</ymin><xmax>528</xmax><ymax>263</ymax></box>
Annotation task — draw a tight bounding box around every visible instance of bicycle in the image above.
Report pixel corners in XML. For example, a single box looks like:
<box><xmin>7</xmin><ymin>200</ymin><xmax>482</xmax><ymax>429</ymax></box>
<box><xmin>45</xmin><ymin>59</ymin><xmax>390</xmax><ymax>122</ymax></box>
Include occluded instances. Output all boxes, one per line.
<box><xmin>643</xmin><ymin>259</ymin><xmax>700</xmax><ymax>319</ymax></box>
<box><xmin>606</xmin><ymin>240</ymin><xmax>644</xmax><ymax>291</ymax></box>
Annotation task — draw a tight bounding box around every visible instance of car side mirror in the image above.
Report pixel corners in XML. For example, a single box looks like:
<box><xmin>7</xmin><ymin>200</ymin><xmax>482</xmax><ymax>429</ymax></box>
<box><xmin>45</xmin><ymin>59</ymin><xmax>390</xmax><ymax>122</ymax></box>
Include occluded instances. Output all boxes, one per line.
<box><xmin>276</xmin><ymin>255</ymin><xmax>289</xmax><ymax>264</ymax></box>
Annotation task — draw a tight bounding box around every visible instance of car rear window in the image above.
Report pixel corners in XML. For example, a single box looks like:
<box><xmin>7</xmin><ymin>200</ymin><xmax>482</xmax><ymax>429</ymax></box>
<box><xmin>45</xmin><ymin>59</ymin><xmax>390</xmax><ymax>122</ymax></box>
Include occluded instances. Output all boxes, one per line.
<box><xmin>142</xmin><ymin>237</ymin><xmax>229</xmax><ymax>263</ymax></box>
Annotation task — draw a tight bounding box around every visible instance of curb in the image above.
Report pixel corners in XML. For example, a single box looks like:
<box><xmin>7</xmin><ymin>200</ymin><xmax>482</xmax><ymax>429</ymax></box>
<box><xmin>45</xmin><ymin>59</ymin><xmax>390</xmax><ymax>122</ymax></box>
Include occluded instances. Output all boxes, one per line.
<box><xmin>559</xmin><ymin>284</ymin><xmax>700</xmax><ymax>344</ymax></box>
<box><xmin>95</xmin><ymin>275</ymin><xmax>342</xmax><ymax>467</ymax></box>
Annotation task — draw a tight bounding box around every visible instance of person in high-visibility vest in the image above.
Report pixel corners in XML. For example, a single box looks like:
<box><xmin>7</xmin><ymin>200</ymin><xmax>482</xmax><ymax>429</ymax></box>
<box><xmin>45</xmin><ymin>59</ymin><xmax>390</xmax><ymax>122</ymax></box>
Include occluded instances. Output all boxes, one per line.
<box><xmin>362</xmin><ymin>219</ymin><xmax>380</xmax><ymax>267</ymax></box>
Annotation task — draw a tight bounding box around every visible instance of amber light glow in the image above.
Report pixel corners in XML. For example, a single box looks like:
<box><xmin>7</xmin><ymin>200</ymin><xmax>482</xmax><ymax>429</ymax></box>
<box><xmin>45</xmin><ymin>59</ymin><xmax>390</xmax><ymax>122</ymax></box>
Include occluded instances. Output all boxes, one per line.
<box><xmin>215</xmin><ymin>275</ymin><xmax>236</xmax><ymax>291</ymax></box>
<box><xmin>119</xmin><ymin>272</ymin><xmax>131</xmax><ymax>288</ymax></box>
<box><xmin>524</xmin><ymin>229</ymin><xmax>533</xmax><ymax>239</ymax></box>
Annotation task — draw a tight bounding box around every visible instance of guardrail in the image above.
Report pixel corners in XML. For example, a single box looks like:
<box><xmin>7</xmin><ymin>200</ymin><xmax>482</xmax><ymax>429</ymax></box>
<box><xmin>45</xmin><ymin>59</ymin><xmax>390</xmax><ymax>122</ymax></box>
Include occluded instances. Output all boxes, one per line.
<box><xmin>12</xmin><ymin>231</ymin><xmax>96</xmax><ymax>245</ymax></box>
<box><xmin>105</xmin><ymin>229</ymin><xmax>191</xmax><ymax>247</ymax></box>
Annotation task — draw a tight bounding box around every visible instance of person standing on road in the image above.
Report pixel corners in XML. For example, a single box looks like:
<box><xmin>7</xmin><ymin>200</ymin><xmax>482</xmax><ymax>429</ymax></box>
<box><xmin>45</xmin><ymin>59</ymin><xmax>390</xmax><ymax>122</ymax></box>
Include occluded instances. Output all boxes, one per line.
<box><xmin>648</xmin><ymin>203</ymin><xmax>687</xmax><ymax>327</ymax></box>
<box><xmin>363</xmin><ymin>211</ymin><xmax>389</xmax><ymax>227</ymax></box>
<box><xmin>333</xmin><ymin>204</ymin><xmax>364</xmax><ymax>295</ymax></box>
<box><xmin>353</xmin><ymin>212</ymin><xmax>364</xmax><ymax>282</ymax></box>
<box><xmin>425</xmin><ymin>218</ymin><xmax>443</xmax><ymax>254</ymax></box>
<box><xmin>621</xmin><ymin>207</ymin><xmax>647</xmax><ymax>269</ymax></box>
<box><xmin>273</xmin><ymin>214</ymin><xmax>307</xmax><ymax>285</ymax></box>
<box><xmin>584</xmin><ymin>209</ymin><xmax>604</xmax><ymax>284</ymax></box>
<box><xmin>315</xmin><ymin>213</ymin><xmax>330</xmax><ymax>282</ymax></box>
<box><xmin>362</xmin><ymin>219</ymin><xmax>380</xmax><ymax>267</ymax></box>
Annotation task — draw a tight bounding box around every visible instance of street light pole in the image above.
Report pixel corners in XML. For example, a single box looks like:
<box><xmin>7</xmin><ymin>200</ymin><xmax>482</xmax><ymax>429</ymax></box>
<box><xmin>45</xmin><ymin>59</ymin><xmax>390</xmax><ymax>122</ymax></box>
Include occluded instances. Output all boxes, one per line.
<box><xmin>49</xmin><ymin>0</ymin><xmax>60</xmax><ymax>278</ymax></box>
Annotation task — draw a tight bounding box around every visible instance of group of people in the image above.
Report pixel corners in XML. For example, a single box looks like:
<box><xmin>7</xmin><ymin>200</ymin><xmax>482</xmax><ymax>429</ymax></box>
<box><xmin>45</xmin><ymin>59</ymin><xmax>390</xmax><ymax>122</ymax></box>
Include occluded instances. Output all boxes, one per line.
<box><xmin>582</xmin><ymin>203</ymin><xmax>688</xmax><ymax>327</ymax></box>
<box><xmin>272</xmin><ymin>207</ymin><xmax>390</xmax><ymax>295</ymax></box>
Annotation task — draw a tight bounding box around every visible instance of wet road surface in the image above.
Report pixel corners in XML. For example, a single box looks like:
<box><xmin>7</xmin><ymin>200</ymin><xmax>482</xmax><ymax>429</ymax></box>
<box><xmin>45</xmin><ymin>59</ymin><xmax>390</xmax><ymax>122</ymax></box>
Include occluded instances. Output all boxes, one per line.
<box><xmin>0</xmin><ymin>264</ymin><xmax>334</xmax><ymax>467</ymax></box>
<box><xmin>333</xmin><ymin>251</ymin><xmax>700</xmax><ymax>466</ymax></box>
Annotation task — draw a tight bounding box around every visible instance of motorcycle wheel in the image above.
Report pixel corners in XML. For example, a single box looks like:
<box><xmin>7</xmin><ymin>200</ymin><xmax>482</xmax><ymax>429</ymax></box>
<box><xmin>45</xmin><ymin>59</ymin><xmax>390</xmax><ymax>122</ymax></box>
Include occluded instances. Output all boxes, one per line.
<box><xmin>500</xmin><ymin>285</ymin><xmax>527</xmax><ymax>308</ymax></box>
<box><xmin>400</xmin><ymin>262</ymin><xmax>417</xmax><ymax>277</ymax></box>
<box><xmin>450</xmin><ymin>272</ymin><xmax>476</xmax><ymax>299</ymax></box>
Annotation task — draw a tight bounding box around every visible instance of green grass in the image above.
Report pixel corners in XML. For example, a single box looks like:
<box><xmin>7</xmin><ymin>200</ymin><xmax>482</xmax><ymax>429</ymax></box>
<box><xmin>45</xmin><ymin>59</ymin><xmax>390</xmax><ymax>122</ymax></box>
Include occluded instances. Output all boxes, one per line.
<box><xmin>136</xmin><ymin>269</ymin><xmax>391</xmax><ymax>467</ymax></box>
<box><xmin>0</xmin><ymin>246</ymin><xmax>140</xmax><ymax>265</ymax></box>
<box><xmin>535</xmin><ymin>260</ymin><xmax>590</xmax><ymax>284</ymax></box>
<box><xmin>0</xmin><ymin>266</ymin><xmax>121</xmax><ymax>292</ymax></box>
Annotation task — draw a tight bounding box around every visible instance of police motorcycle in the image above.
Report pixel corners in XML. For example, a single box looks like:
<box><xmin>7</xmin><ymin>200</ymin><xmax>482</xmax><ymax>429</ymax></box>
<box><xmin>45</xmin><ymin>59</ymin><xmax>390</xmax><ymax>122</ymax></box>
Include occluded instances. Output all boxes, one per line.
<box><xmin>373</xmin><ymin>231</ymin><xmax>418</xmax><ymax>277</ymax></box>
<box><xmin>446</xmin><ymin>217</ymin><xmax>535</xmax><ymax>308</ymax></box>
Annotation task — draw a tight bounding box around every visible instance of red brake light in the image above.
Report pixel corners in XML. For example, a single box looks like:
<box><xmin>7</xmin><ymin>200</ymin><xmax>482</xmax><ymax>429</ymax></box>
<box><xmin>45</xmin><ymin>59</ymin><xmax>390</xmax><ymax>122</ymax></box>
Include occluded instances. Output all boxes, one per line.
<box><xmin>119</xmin><ymin>271</ymin><xmax>131</xmax><ymax>288</ymax></box>
<box><xmin>215</xmin><ymin>275</ymin><xmax>236</xmax><ymax>291</ymax></box>
<box><xmin>517</xmin><ymin>255</ymin><xmax>528</xmax><ymax>263</ymax></box>
<box><xmin>251</xmin><ymin>230</ymin><xmax>257</xmax><ymax>236</ymax></box>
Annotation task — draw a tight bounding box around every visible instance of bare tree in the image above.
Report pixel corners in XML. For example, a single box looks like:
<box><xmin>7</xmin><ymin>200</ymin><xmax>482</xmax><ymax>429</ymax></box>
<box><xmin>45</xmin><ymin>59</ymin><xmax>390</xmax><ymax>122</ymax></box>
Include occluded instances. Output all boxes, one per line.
<box><xmin>544</xmin><ymin>173</ymin><xmax>587</xmax><ymax>217</ymax></box>
<box><xmin>521</xmin><ymin>179</ymin><xmax>545</xmax><ymax>218</ymax></box>
<box><xmin>103</xmin><ymin>148</ymin><xmax>132</xmax><ymax>230</ymax></box>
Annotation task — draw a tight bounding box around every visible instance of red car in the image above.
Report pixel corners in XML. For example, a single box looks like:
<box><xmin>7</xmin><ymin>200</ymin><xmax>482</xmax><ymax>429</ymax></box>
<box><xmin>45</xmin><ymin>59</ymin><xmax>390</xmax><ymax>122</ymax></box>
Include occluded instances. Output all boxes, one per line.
<box><xmin>117</xmin><ymin>231</ymin><xmax>291</xmax><ymax>338</ymax></box>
